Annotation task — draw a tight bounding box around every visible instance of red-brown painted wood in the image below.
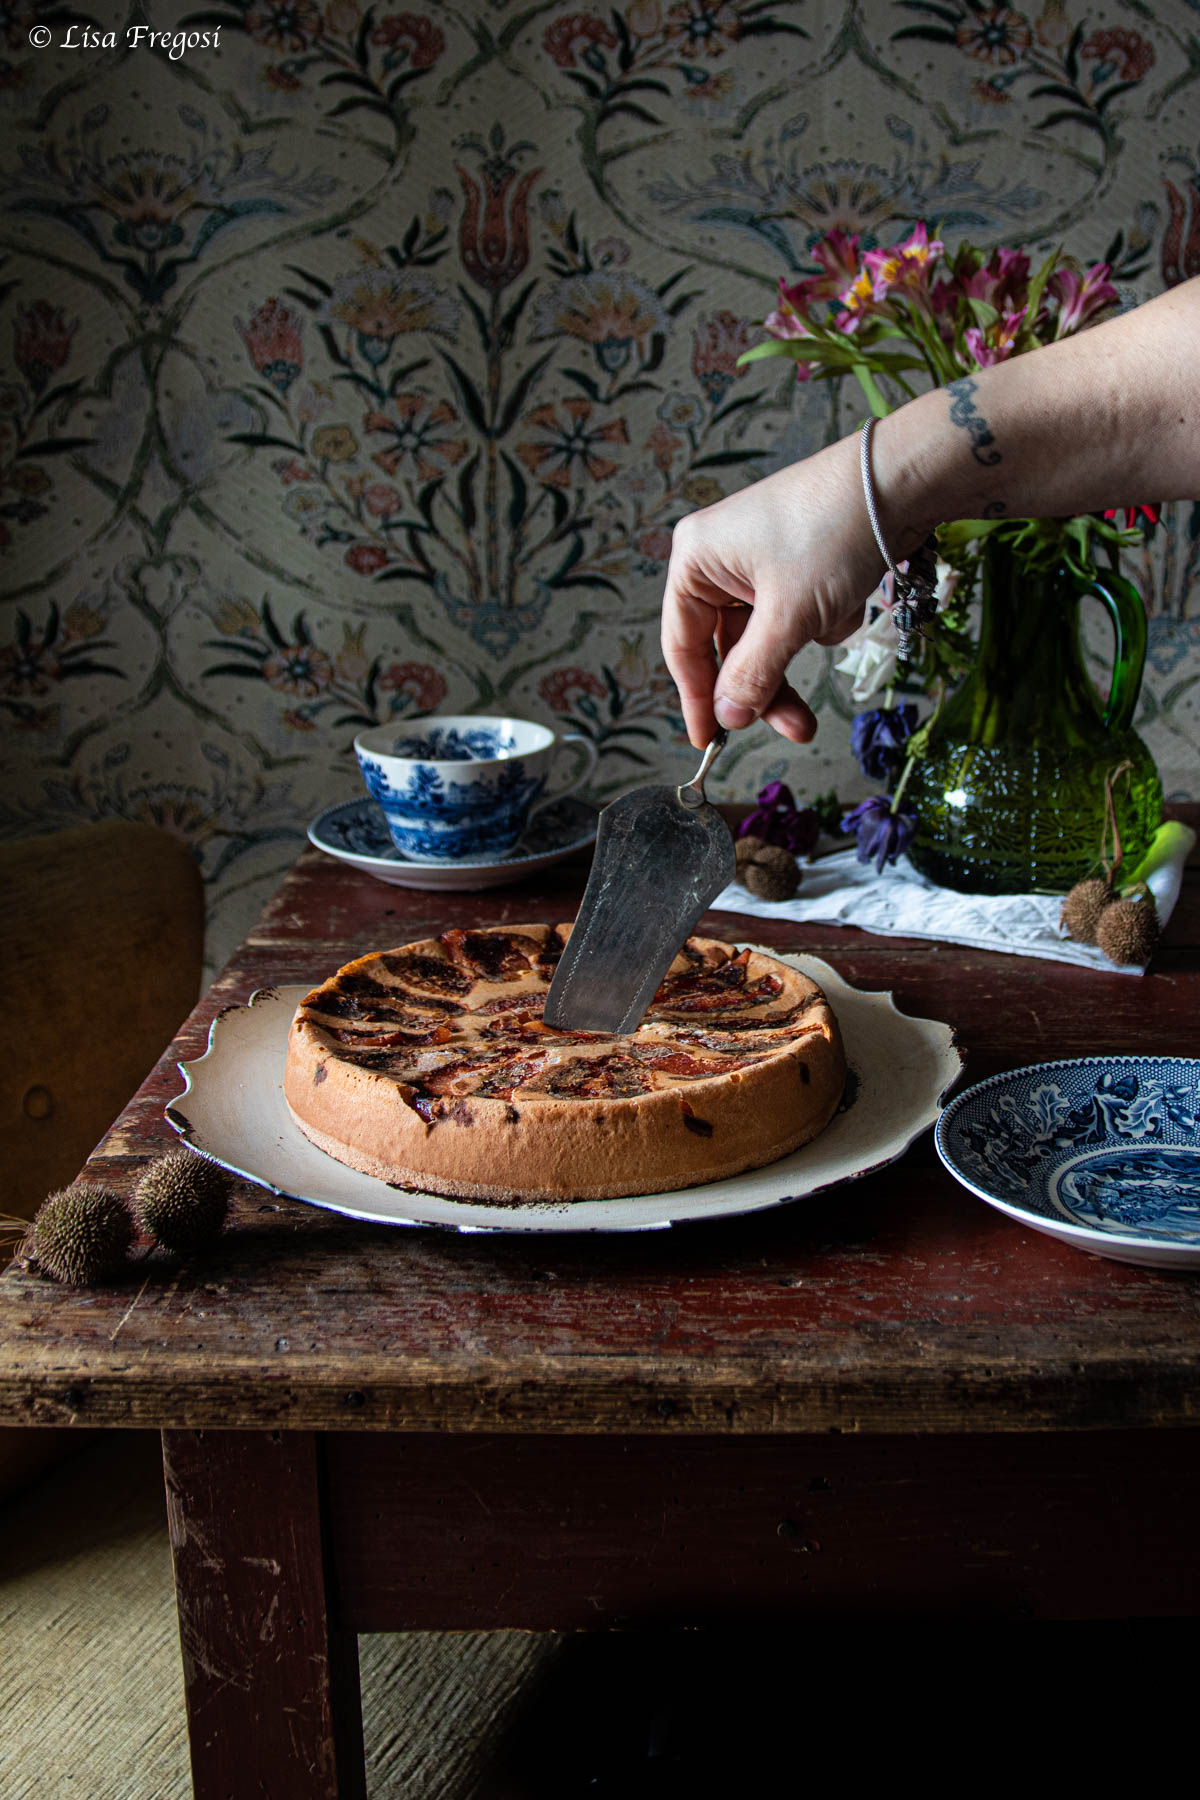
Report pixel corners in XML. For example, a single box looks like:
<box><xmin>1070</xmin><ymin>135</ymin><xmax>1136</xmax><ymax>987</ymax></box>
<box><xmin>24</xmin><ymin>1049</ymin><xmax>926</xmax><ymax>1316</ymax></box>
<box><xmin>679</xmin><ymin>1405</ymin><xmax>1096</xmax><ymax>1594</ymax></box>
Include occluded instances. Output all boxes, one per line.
<box><xmin>163</xmin><ymin>1428</ymin><xmax>365</xmax><ymax>1800</ymax></box>
<box><xmin>324</xmin><ymin>1429</ymin><xmax>1200</xmax><ymax>1624</ymax></box>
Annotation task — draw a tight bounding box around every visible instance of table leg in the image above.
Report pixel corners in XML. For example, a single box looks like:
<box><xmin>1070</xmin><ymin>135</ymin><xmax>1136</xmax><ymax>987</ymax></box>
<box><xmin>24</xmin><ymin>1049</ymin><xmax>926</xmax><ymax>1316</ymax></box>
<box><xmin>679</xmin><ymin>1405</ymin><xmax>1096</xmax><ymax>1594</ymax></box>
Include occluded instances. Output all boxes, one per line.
<box><xmin>162</xmin><ymin>1429</ymin><xmax>366</xmax><ymax>1800</ymax></box>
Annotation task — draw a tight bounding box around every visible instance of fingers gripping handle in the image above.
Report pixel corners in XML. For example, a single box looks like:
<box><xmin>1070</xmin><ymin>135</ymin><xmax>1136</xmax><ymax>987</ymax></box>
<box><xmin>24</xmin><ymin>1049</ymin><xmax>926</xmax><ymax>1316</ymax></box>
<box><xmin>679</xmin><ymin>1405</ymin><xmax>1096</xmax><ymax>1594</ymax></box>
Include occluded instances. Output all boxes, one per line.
<box><xmin>678</xmin><ymin>729</ymin><xmax>728</xmax><ymax>809</ymax></box>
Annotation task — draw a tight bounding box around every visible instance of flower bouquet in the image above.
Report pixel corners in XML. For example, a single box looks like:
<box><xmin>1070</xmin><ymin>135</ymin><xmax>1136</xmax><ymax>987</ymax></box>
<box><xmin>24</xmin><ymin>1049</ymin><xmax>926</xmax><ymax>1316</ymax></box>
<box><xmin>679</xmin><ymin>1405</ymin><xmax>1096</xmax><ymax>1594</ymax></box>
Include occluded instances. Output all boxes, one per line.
<box><xmin>739</xmin><ymin>225</ymin><xmax>1163</xmax><ymax>895</ymax></box>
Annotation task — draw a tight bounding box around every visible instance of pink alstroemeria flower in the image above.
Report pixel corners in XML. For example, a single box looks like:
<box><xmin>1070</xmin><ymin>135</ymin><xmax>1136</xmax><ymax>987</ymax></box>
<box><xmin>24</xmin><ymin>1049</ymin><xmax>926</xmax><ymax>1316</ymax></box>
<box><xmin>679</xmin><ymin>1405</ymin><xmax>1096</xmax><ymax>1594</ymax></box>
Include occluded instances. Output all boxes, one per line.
<box><xmin>864</xmin><ymin>222</ymin><xmax>945</xmax><ymax>305</ymax></box>
<box><xmin>836</xmin><ymin>263</ymin><xmax>882</xmax><ymax>333</ymax></box>
<box><xmin>933</xmin><ymin>246</ymin><xmax>1028</xmax><ymax>326</ymax></box>
<box><xmin>762</xmin><ymin>306</ymin><xmax>812</xmax><ymax>340</ymax></box>
<box><xmin>778</xmin><ymin>229</ymin><xmax>863</xmax><ymax>310</ymax></box>
<box><xmin>931</xmin><ymin>274</ymin><xmax>961</xmax><ymax>312</ymax></box>
<box><xmin>761</xmin><ymin>304</ymin><xmax>819</xmax><ymax>377</ymax></box>
<box><xmin>1049</xmin><ymin>262</ymin><xmax>1118</xmax><ymax>336</ymax></box>
<box><xmin>775</xmin><ymin>232</ymin><xmax>863</xmax><ymax>327</ymax></box>
<box><xmin>816</xmin><ymin>228</ymin><xmax>862</xmax><ymax>284</ymax></box>
<box><xmin>933</xmin><ymin>245</ymin><xmax>1033</xmax><ymax>344</ymax></box>
<box><xmin>991</xmin><ymin>243</ymin><xmax>1030</xmax><ymax>284</ymax></box>
<box><xmin>968</xmin><ymin>246</ymin><xmax>1029</xmax><ymax>308</ymax></box>
<box><xmin>930</xmin><ymin>275</ymin><xmax>963</xmax><ymax>341</ymax></box>
<box><xmin>965</xmin><ymin>306</ymin><xmax>1026</xmax><ymax>367</ymax></box>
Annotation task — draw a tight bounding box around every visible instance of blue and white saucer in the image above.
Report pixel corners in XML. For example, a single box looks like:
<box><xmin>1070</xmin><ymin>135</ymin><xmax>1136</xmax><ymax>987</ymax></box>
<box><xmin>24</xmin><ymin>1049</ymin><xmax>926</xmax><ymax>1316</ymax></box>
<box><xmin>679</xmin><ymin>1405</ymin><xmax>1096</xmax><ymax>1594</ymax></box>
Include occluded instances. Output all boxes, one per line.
<box><xmin>308</xmin><ymin>795</ymin><xmax>599</xmax><ymax>891</ymax></box>
<box><xmin>936</xmin><ymin>1056</ymin><xmax>1200</xmax><ymax>1269</ymax></box>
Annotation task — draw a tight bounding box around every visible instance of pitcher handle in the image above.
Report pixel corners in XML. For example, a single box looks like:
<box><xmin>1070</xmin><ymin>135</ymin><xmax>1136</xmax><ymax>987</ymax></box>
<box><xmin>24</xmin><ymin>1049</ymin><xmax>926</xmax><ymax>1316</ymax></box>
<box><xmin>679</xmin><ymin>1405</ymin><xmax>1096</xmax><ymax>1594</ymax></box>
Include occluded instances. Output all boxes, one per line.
<box><xmin>528</xmin><ymin>733</ymin><xmax>598</xmax><ymax>818</ymax></box>
<box><xmin>1072</xmin><ymin>564</ymin><xmax>1148</xmax><ymax>735</ymax></box>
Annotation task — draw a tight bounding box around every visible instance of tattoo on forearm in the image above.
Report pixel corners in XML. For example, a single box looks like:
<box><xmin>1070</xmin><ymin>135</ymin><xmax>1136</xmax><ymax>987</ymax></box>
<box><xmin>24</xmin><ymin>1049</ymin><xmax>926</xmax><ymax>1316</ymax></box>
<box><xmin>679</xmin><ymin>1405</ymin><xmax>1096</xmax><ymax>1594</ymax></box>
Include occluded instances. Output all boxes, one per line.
<box><xmin>947</xmin><ymin>376</ymin><xmax>1002</xmax><ymax>467</ymax></box>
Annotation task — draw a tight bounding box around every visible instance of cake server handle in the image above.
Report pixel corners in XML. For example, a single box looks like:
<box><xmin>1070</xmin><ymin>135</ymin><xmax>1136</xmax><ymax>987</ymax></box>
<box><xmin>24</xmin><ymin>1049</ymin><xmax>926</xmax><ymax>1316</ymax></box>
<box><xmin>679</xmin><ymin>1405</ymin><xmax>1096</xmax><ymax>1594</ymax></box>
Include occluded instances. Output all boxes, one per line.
<box><xmin>678</xmin><ymin>728</ymin><xmax>728</xmax><ymax>810</ymax></box>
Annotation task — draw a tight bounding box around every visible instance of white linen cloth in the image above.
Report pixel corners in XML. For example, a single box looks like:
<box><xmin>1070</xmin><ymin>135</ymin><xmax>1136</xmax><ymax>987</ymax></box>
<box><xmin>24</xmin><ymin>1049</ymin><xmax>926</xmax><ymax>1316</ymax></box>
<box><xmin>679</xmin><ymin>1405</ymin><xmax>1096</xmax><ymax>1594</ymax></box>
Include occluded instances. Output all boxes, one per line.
<box><xmin>710</xmin><ymin>824</ymin><xmax>1195</xmax><ymax>974</ymax></box>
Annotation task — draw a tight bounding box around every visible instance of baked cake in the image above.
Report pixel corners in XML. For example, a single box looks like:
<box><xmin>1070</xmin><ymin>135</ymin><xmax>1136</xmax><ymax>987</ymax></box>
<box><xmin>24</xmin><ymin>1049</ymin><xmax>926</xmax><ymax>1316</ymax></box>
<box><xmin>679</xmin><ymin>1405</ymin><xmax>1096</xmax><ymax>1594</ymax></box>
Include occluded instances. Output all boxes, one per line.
<box><xmin>284</xmin><ymin>924</ymin><xmax>845</xmax><ymax>1202</ymax></box>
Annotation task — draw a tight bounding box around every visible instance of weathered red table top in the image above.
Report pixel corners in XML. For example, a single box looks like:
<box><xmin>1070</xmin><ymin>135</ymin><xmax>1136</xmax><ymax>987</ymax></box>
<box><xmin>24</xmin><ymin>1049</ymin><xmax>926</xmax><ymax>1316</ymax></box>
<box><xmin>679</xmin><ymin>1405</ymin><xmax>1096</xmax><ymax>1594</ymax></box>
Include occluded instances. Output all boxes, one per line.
<box><xmin>3</xmin><ymin>812</ymin><xmax>1199</xmax><ymax>1438</ymax></box>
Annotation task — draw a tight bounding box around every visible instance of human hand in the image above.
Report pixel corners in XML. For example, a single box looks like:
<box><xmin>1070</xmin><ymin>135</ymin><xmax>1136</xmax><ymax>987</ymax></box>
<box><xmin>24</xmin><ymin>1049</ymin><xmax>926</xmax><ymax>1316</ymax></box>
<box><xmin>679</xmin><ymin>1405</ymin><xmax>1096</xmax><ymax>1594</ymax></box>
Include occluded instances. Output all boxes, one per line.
<box><xmin>660</xmin><ymin>430</ymin><xmax>887</xmax><ymax>748</ymax></box>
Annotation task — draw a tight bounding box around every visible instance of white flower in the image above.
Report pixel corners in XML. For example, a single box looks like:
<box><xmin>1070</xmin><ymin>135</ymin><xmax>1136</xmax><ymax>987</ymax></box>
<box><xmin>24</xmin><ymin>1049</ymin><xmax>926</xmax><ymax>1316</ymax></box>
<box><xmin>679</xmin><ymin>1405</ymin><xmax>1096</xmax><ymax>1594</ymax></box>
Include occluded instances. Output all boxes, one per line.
<box><xmin>835</xmin><ymin>559</ymin><xmax>959</xmax><ymax>703</ymax></box>
<box><xmin>834</xmin><ymin>606</ymin><xmax>900</xmax><ymax>703</ymax></box>
<box><xmin>934</xmin><ymin>558</ymin><xmax>961</xmax><ymax>607</ymax></box>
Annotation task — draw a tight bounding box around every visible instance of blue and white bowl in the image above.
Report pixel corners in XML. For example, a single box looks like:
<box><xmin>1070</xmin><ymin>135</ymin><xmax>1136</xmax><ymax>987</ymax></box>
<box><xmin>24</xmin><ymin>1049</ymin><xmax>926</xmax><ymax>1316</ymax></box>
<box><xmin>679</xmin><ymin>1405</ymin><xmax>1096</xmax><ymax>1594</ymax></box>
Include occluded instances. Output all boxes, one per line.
<box><xmin>936</xmin><ymin>1055</ymin><xmax>1200</xmax><ymax>1269</ymax></box>
<box><xmin>354</xmin><ymin>715</ymin><xmax>597</xmax><ymax>863</ymax></box>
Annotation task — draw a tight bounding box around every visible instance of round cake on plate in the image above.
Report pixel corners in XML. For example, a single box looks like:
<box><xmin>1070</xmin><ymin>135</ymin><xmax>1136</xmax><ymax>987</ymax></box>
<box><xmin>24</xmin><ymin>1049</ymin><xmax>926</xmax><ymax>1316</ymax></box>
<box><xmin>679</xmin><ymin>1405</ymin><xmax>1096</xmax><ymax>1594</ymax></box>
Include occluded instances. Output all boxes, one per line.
<box><xmin>284</xmin><ymin>923</ymin><xmax>845</xmax><ymax>1202</ymax></box>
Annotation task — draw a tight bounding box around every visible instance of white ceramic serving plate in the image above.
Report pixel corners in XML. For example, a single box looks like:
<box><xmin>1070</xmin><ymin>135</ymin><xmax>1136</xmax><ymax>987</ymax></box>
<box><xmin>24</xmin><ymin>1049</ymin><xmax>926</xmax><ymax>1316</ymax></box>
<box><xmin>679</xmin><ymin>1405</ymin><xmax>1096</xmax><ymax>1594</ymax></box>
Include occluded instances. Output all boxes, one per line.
<box><xmin>308</xmin><ymin>795</ymin><xmax>598</xmax><ymax>891</ymax></box>
<box><xmin>936</xmin><ymin>1055</ymin><xmax>1200</xmax><ymax>1270</ymax></box>
<box><xmin>167</xmin><ymin>953</ymin><xmax>961</xmax><ymax>1235</ymax></box>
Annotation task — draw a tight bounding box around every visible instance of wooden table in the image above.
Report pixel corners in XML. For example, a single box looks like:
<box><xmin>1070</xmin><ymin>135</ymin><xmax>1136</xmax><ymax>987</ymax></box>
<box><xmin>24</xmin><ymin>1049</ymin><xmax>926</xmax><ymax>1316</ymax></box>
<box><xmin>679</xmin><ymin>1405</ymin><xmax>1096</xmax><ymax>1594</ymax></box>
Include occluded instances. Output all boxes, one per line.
<box><xmin>4</xmin><ymin>816</ymin><xmax>1200</xmax><ymax>1797</ymax></box>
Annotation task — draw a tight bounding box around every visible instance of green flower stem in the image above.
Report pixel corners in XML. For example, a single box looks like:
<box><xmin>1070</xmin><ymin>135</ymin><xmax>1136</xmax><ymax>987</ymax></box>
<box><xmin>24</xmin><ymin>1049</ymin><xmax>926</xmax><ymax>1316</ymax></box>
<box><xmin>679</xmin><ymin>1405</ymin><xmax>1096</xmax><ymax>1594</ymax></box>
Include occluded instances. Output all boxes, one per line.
<box><xmin>889</xmin><ymin>747</ymin><xmax>919</xmax><ymax>817</ymax></box>
<box><xmin>891</xmin><ymin>675</ymin><xmax>945</xmax><ymax>816</ymax></box>
<box><xmin>852</xmin><ymin>364</ymin><xmax>891</xmax><ymax>419</ymax></box>
<box><xmin>892</xmin><ymin>301</ymin><xmax>955</xmax><ymax>386</ymax></box>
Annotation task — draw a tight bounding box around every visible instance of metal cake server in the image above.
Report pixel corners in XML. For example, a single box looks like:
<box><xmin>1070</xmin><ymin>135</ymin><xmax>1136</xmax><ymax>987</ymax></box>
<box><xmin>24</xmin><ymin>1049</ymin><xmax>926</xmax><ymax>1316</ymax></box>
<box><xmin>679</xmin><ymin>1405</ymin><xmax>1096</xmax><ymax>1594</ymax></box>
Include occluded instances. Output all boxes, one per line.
<box><xmin>543</xmin><ymin>731</ymin><xmax>735</xmax><ymax>1034</ymax></box>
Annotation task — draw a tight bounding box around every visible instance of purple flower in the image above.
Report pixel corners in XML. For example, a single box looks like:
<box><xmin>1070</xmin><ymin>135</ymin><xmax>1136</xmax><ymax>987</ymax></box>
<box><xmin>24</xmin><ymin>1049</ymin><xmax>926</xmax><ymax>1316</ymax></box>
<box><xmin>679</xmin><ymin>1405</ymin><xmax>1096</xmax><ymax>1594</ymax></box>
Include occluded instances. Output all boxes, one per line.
<box><xmin>840</xmin><ymin>796</ymin><xmax>918</xmax><ymax>873</ymax></box>
<box><xmin>739</xmin><ymin>781</ymin><xmax>819</xmax><ymax>855</ymax></box>
<box><xmin>850</xmin><ymin>704</ymin><xmax>918</xmax><ymax>783</ymax></box>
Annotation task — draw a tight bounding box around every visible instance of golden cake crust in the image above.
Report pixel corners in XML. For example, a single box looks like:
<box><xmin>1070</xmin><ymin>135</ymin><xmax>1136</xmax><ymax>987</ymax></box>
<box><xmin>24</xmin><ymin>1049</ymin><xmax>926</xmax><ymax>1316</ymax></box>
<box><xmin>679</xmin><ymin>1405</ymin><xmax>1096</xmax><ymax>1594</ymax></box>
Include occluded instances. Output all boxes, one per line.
<box><xmin>283</xmin><ymin>924</ymin><xmax>845</xmax><ymax>1202</ymax></box>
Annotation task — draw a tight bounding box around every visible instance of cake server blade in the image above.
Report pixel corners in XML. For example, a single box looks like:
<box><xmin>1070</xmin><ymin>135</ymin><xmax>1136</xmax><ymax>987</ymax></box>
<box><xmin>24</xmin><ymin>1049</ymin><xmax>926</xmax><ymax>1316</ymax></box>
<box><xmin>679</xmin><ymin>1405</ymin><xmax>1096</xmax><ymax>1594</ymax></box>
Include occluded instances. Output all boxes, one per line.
<box><xmin>544</xmin><ymin>732</ymin><xmax>734</xmax><ymax>1034</ymax></box>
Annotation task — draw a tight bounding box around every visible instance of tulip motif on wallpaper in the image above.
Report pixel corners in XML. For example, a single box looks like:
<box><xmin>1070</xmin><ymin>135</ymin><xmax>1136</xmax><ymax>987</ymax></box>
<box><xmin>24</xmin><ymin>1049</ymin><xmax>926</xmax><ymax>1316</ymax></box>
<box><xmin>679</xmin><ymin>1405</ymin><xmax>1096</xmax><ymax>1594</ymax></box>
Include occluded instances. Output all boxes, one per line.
<box><xmin>227</xmin><ymin>131</ymin><xmax>772</xmax><ymax>657</ymax></box>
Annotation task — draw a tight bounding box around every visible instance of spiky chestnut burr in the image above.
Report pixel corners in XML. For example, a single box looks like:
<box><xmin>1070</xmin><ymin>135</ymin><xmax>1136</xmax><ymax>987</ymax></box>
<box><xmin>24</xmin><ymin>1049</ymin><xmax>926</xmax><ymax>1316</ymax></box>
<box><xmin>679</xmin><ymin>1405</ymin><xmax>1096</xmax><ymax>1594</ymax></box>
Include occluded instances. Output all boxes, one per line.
<box><xmin>134</xmin><ymin>1152</ymin><xmax>233</xmax><ymax>1254</ymax></box>
<box><xmin>1095</xmin><ymin>893</ymin><xmax>1161</xmax><ymax>967</ymax></box>
<box><xmin>736</xmin><ymin>839</ymin><xmax>801</xmax><ymax>903</ymax></box>
<box><xmin>1060</xmin><ymin>877</ymin><xmax>1114</xmax><ymax>946</ymax></box>
<box><xmin>27</xmin><ymin>1184</ymin><xmax>135</xmax><ymax>1285</ymax></box>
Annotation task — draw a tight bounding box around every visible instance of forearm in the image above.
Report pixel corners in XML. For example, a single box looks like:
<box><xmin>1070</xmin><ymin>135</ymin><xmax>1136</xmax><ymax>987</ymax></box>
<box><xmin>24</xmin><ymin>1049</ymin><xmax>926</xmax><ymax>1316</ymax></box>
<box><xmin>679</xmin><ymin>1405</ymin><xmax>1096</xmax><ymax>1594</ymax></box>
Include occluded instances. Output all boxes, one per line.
<box><xmin>660</xmin><ymin>278</ymin><xmax>1200</xmax><ymax>746</ymax></box>
<box><xmin>872</xmin><ymin>277</ymin><xmax>1200</xmax><ymax>554</ymax></box>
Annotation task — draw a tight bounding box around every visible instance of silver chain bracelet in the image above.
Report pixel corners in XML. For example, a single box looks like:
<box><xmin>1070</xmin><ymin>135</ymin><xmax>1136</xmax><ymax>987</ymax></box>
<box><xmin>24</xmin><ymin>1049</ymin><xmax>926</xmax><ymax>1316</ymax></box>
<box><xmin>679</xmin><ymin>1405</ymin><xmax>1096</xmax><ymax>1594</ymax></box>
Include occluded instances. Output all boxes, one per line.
<box><xmin>859</xmin><ymin>417</ymin><xmax>940</xmax><ymax>664</ymax></box>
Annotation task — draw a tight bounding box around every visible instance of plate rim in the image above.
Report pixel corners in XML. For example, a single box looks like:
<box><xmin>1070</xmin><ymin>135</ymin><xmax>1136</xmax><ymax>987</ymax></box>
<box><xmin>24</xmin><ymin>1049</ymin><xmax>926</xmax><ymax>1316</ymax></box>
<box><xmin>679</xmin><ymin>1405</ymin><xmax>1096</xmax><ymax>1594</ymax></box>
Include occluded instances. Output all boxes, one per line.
<box><xmin>935</xmin><ymin>1052</ymin><xmax>1200</xmax><ymax>1253</ymax></box>
<box><xmin>168</xmin><ymin>951</ymin><xmax>963</xmax><ymax>1235</ymax></box>
<box><xmin>308</xmin><ymin>793</ymin><xmax>600</xmax><ymax>873</ymax></box>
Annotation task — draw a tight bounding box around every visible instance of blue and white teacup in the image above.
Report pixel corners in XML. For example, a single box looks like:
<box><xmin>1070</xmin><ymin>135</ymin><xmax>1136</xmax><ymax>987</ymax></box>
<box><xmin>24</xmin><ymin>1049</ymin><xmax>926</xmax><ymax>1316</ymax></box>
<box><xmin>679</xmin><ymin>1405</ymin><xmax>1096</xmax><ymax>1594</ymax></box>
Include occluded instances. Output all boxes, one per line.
<box><xmin>354</xmin><ymin>715</ymin><xmax>598</xmax><ymax>863</ymax></box>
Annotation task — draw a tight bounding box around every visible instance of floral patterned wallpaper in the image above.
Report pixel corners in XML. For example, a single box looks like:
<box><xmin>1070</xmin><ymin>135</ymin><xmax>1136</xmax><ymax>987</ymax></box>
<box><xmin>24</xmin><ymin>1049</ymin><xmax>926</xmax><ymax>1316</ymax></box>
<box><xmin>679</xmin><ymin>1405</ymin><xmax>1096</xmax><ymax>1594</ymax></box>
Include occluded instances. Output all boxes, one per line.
<box><xmin>3</xmin><ymin>0</ymin><xmax>1199</xmax><ymax>967</ymax></box>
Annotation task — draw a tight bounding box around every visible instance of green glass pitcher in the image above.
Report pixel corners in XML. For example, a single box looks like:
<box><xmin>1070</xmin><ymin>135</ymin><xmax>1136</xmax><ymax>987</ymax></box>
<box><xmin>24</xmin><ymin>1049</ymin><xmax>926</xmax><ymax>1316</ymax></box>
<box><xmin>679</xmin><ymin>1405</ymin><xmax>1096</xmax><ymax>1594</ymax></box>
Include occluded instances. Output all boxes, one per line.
<box><xmin>905</xmin><ymin>536</ymin><xmax>1162</xmax><ymax>895</ymax></box>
